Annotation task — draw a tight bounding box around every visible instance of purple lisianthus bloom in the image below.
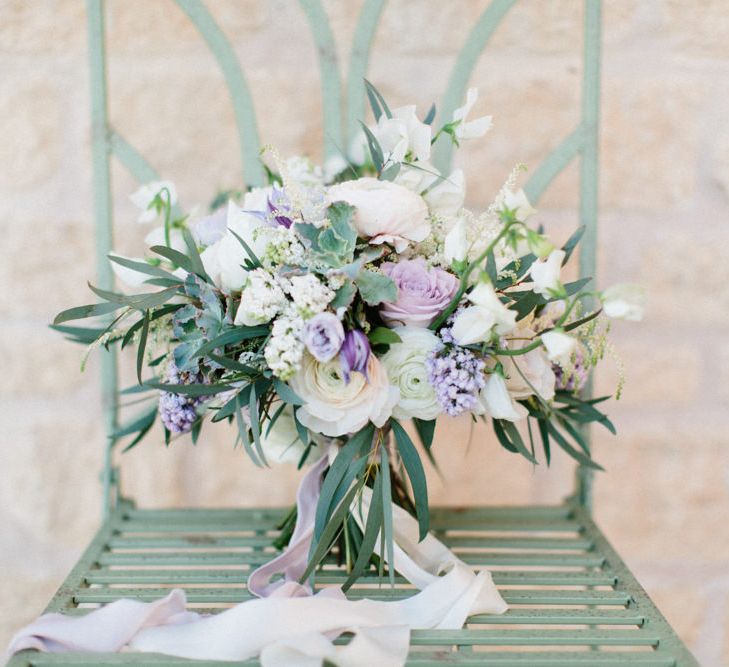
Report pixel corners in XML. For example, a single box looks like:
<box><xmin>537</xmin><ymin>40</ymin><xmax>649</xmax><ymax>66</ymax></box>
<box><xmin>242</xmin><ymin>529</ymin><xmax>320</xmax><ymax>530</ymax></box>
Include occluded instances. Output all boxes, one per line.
<box><xmin>340</xmin><ymin>329</ymin><xmax>371</xmax><ymax>383</ymax></box>
<box><xmin>380</xmin><ymin>258</ymin><xmax>458</xmax><ymax>328</ymax></box>
<box><xmin>302</xmin><ymin>312</ymin><xmax>345</xmax><ymax>362</ymax></box>
<box><xmin>267</xmin><ymin>185</ymin><xmax>294</xmax><ymax>229</ymax></box>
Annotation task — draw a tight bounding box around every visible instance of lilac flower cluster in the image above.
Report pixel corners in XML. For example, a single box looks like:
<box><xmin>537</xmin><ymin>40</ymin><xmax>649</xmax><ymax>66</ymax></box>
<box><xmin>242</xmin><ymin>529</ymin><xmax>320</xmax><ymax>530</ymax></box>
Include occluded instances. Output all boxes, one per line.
<box><xmin>553</xmin><ymin>345</ymin><xmax>588</xmax><ymax>392</ymax></box>
<box><xmin>425</xmin><ymin>344</ymin><xmax>486</xmax><ymax>417</ymax></box>
<box><xmin>158</xmin><ymin>363</ymin><xmax>207</xmax><ymax>434</ymax></box>
<box><xmin>437</xmin><ymin>307</ymin><xmax>465</xmax><ymax>346</ymax></box>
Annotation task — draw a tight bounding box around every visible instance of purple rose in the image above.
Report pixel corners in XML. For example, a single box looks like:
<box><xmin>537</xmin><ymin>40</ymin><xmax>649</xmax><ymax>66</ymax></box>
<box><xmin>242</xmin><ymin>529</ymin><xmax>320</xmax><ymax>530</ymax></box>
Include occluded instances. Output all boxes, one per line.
<box><xmin>302</xmin><ymin>312</ymin><xmax>345</xmax><ymax>362</ymax></box>
<box><xmin>379</xmin><ymin>258</ymin><xmax>458</xmax><ymax>327</ymax></box>
<box><xmin>340</xmin><ymin>329</ymin><xmax>371</xmax><ymax>383</ymax></box>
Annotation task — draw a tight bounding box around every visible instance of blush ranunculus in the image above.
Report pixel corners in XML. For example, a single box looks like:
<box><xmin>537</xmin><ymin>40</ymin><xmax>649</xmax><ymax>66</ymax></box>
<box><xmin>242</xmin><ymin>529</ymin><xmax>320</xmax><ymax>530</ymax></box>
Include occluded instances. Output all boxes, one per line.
<box><xmin>327</xmin><ymin>178</ymin><xmax>430</xmax><ymax>252</ymax></box>
<box><xmin>379</xmin><ymin>259</ymin><xmax>458</xmax><ymax>328</ymax></box>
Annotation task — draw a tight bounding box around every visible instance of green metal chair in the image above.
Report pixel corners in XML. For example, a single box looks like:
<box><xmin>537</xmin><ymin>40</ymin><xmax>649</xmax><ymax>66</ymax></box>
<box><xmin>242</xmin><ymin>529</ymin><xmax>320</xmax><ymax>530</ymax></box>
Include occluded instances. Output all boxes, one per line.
<box><xmin>8</xmin><ymin>1</ymin><xmax>701</xmax><ymax>665</ymax></box>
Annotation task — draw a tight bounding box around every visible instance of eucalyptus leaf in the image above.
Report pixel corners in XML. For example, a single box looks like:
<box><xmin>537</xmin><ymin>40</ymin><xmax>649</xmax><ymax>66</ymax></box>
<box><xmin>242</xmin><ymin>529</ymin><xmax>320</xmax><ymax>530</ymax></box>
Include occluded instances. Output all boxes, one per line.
<box><xmin>391</xmin><ymin>420</ymin><xmax>429</xmax><ymax>541</ymax></box>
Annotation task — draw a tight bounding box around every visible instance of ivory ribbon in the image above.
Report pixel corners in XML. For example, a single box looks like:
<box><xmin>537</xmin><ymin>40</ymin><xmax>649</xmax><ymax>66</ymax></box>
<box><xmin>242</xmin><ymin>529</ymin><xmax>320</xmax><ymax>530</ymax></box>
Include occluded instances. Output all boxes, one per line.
<box><xmin>8</xmin><ymin>456</ymin><xmax>507</xmax><ymax>666</ymax></box>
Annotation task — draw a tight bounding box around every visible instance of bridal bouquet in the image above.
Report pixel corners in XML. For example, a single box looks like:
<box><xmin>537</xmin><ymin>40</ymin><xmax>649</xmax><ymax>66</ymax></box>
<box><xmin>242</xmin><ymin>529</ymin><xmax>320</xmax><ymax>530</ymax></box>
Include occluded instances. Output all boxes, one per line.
<box><xmin>54</xmin><ymin>84</ymin><xmax>643</xmax><ymax>585</ymax></box>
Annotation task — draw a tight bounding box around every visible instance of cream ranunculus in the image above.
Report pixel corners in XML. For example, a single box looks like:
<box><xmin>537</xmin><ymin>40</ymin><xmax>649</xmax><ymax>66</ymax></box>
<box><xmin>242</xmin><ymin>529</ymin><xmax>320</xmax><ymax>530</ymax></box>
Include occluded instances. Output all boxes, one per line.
<box><xmin>290</xmin><ymin>352</ymin><xmax>399</xmax><ymax>437</ymax></box>
<box><xmin>381</xmin><ymin>326</ymin><xmax>441</xmax><ymax>421</ymax></box>
<box><xmin>601</xmin><ymin>283</ymin><xmax>645</xmax><ymax>321</ymax></box>
<box><xmin>260</xmin><ymin>404</ymin><xmax>324</xmax><ymax>466</ymax></box>
<box><xmin>327</xmin><ymin>178</ymin><xmax>430</xmax><ymax>252</ymax></box>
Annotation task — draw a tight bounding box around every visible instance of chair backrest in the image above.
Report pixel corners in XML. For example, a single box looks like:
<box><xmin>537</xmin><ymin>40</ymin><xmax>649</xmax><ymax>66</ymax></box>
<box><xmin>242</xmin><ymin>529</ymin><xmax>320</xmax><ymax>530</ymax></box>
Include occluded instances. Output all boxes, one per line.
<box><xmin>86</xmin><ymin>0</ymin><xmax>602</xmax><ymax>517</ymax></box>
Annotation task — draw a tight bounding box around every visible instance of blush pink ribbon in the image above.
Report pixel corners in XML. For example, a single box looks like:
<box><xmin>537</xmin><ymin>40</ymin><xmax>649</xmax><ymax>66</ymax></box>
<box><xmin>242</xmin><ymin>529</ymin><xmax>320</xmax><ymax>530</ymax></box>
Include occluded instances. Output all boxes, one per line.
<box><xmin>8</xmin><ymin>455</ymin><xmax>507</xmax><ymax>666</ymax></box>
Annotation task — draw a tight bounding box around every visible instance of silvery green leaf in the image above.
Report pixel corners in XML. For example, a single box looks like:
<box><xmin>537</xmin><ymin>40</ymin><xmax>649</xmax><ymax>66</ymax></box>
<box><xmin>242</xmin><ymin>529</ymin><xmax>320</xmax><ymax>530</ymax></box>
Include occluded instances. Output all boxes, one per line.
<box><xmin>355</xmin><ymin>269</ymin><xmax>397</xmax><ymax>305</ymax></box>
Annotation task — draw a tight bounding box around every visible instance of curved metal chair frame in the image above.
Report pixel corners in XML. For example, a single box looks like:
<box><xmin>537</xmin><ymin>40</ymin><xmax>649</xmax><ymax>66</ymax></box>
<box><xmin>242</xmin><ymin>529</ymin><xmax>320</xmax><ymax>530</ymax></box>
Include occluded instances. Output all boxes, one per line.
<box><xmin>9</xmin><ymin>1</ymin><xmax>699</xmax><ymax>665</ymax></box>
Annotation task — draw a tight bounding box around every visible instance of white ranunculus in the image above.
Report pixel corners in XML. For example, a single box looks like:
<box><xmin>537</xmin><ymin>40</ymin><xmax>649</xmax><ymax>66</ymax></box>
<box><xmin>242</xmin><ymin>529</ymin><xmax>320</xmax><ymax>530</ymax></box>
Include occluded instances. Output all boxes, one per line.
<box><xmin>371</xmin><ymin>105</ymin><xmax>432</xmax><ymax>163</ymax></box>
<box><xmin>601</xmin><ymin>283</ymin><xmax>645</xmax><ymax>321</ymax></box>
<box><xmin>290</xmin><ymin>353</ymin><xmax>399</xmax><ymax>437</ymax></box>
<box><xmin>200</xmin><ymin>195</ymin><xmax>271</xmax><ymax>293</ymax></box>
<box><xmin>541</xmin><ymin>330</ymin><xmax>576</xmax><ymax>364</ymax></box>
<box><xmin>452</xmin><ymin>88</ymin><xmax>493</xmax><ymax>141</ymax></box>
<box><xmin>478</xmin><ymin>373</ymin><xmax>527</xmax><ymax>422</ymax></box>
<box><xmin>502</xmin><ymin>188</ymin><xmax>536</xmax><ymax>222</ymax></box>
<box><xmin>443</xmin><ymin>215</ymin><xmax>469</xmax><ymax>265</ymax></box>
<box><xmin>500</xmin><ymin>325</ymin><xmax>556</xmax><ymax>401</ymax></box>
<box><xmin>327</xmin><ymin>178</ymin><xmax>430</xmax><ymax>252</ymax></box>
<box><xmin>468</xmin><ymin>282</ymin><xmax>518</xmax><ymax>335</ymax></box>
<box><xmin>424</xmin><ymin>169</ymin><xmax>465</xmax><ymax>217</ymax></box>
<box><xmin>529</xmin><ymin>249</ymin><xmax>565</xmax><ymax>296</ymax></box>
<box><xmin>260</xmin><ymin>404</ymin><xmax>324</xmax><ymax>466</ymax></box>
<box><xmin>381</xmin><ymin>326</ymin><xmax>441</xmax><ymax>421</ymax></box>
<box><xmin>130</xmin><ymin>181</ymin><xmax>177</xmax><ymax>224</ymax></box>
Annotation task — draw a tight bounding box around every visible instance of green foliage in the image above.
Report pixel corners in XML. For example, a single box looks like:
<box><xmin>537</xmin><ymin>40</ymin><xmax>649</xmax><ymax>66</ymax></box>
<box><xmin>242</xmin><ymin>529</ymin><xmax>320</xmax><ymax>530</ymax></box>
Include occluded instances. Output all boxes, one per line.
<box><xmin>355</xmin><ymin>268</ymin><xmax>397</xmax><ymax>306</ymax></box>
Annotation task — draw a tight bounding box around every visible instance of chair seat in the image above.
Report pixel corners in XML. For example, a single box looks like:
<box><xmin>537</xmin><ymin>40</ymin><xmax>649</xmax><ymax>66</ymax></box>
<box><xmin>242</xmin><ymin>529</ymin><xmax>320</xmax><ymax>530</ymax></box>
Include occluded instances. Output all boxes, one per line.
<box><xmin>8</xmin><ymin>503</ymin><xmax>699</xmax><ymax>666</ymax></box>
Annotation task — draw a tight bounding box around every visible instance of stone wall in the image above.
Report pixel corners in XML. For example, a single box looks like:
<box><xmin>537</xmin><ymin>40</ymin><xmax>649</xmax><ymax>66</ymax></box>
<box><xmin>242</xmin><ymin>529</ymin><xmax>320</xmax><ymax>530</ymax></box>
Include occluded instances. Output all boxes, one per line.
<box><xmin>1</xmin><ymin>0</ymin><xmax>728</xmax><ymax>663</ymax></box>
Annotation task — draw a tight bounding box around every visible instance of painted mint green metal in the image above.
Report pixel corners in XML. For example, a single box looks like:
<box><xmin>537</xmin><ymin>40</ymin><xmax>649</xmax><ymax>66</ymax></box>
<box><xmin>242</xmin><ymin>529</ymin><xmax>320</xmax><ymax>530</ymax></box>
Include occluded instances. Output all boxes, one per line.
<box><xmin>9</xmin><ymin>1</ymin><xmax>697</xmax><ymax>665</ymax></box>
<box><xmin>8</xmin><ymin>505</ymin><xmax>700</xmax><ymax>666</ymax></box>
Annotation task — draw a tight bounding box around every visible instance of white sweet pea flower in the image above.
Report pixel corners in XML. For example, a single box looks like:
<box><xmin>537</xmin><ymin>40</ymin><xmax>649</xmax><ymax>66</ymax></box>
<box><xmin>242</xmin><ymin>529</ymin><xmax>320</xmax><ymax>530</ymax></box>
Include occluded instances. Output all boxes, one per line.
<box><xmin>129</xmin><ymin>181</ymin><xmax>177</xmax><ymax>224</ymax></box>
<box><xmin>529</xmin><ymin>249</ymin><xmax>565</xmax><ymax>296</ymax></box>
<box><xmin>478</xmin><ymin>372</ymin><xmax>528</xmax><ymax>422</ymax></box>
<box><xmin>424</xmin><ymin>169</ymin><xmax>465</xmax><ymax>217</ymax></box>
<box><xmin>451</xmin><ymin>282</ymin><xmax>517</xmax><ymax>346</ymax></box>
<box><xmin>452</xmin><ymin>88</ymin><xmax>493</xmax><ymax>141</ymax></box>
<box><xmin>143</xmin><ymin>225</ymin><xmax>187</xmax><ymax>254</ymax></box>
<box><xmin>601</xmin><ymin>284</ymin><xmax>645</xmax><ymax>321</ymax></box>
<box><xmin>443</xmin><ymin>216</ymin><xmax>469</xmax><ymax>265</ymax></box>
<box><xmin>372</xmin><ymin>105</ymin><xmax>432</xmax><ymax>163</ymax></box>
<box><xmin>200</xmin><ymin>193</ymin><xmax>271</xmax><ymax>293</ymax></box>
<box><xmin>108</xmin><ymin>252</ymin><xmax>149</xmax><ymax>289</ymax></box>
<box><xmin>468</xmin><ymin>282</ymin><xmax>518</xmax><ymax>335</ymax></box>
<box><xmin>541</xmin><ymin>330</ymin><xmax>577</xmax><ymax>364</ymax></box>
<box><xmin>502</xmin><ymin>188</ymin><xmax>536</xmax><ymax>222</ymax></box>
<box><xmin>451</xmin><ymin>306</ymin><xmax>496</xmax><ymax>346</ymax></box>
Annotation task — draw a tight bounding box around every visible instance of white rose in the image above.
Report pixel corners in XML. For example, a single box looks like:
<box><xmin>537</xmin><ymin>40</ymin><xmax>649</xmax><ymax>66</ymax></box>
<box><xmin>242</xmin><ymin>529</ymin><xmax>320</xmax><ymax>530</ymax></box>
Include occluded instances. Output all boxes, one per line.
<box><xmin>200</xmin><ymin>196</ymin><xmax>270</xmax><ymax>293</ymax></box>
<box><xmin>424</xmin><ymin>169</ymin><xmax>465</xmax><ymax>217</ymax></box>
<box><xmin>130</xmin><ymin>180</ymin><xmax>177</xmax><ymax>224</ymax></box>
<box><xmin>327</xmin><ymin>178</ymin><xmax>430</xmax><ymax>253</ymax></box>
<box><xmin>443</xmin><ymin>215</ymin><xmax>469</xmax><ymax>265</ymax></box>
<box><xmin>529</xmin><ymin>249</ymin><xmax>565</xmax><ymax>296</ymax></box>
<box><xmin>452</xmin><ymin>88</ymin><xmax>493</xmax><ymax>141</ymax></box>
<box><xmin>478</xmin><ymin>372</ymin><xmax>527</xmax><ymax>422</ymax></box>
<box><xmin>500</xmin><ymin>324</ymin><xmax>555</xmax><ymax>401</ymax></box>
<box><xmin>541</xmin><ymin>330</ymin><xmax>576</xmax><ymax>365</ymax></box>
<box><xmin>290</xmin><ymin>352</ymin><xmax>399</xmax><ymax>437</ymax></box>
<box><xmin>371</xmin><ymin>105</ymin><xmax>432</xmax><ymax>163</ymax></box>
<box><xmin>601</xmin><ymin>283</ymin><xmax>645</xmax><ymax>321</ymax></box>
<box><xmin>260</xmin><ymin>404</ymin><xmax>324</xmax><ymax>466</ymax></box>
<box><xmin>381</xmin><ymin>326</ymin><xmax>441</xmax><ymax>421</ymax></box>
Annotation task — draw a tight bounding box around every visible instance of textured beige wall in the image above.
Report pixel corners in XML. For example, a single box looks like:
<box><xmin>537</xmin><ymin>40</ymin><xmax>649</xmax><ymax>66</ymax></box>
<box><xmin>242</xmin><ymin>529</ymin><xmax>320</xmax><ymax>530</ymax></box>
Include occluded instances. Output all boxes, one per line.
<box><xmin>1</xmin><ymin>0</ymin><xmax>728</xmax><ymax>662</ymax></box>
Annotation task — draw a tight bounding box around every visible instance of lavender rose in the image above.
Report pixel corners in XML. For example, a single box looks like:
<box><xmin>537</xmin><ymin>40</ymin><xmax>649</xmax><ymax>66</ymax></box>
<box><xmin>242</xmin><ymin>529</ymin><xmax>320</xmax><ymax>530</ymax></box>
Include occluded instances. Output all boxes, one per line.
<box><xmin>301</xmin><ymin>312</ymin><xmax>345</xmax><ymax>362</ymax></box>
<box><xmin>379</xmin><ymin>259</ymin><xmax>458</xmax><ymax>328</ymax></box>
